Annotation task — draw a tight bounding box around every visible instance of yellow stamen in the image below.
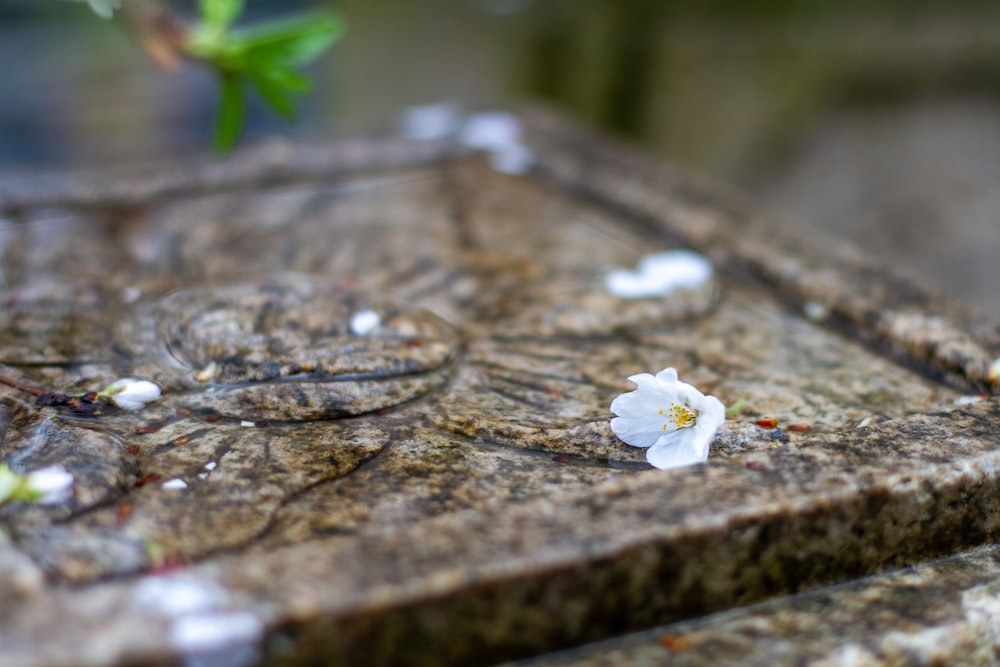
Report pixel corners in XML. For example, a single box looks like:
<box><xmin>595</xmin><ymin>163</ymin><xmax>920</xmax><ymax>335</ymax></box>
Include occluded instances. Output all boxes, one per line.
<box><xmin>663</xmin><ymin>403</ymin><xmax>697</xmax><ymax>430</ymax></box>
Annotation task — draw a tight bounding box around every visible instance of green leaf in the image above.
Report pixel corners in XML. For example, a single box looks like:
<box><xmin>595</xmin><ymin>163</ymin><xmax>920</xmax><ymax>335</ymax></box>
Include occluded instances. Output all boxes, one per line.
<box><xmin>231</xmin><ymin>10</ymin><xmax>344</xmax><ymax>66</ymax></box>
<box><xmin>200</xmin><ymin>0</ymin><xmax>244</xmax><ymax>34</ymax></box>
<box><xmin>248</xmin><ymin>67</ymin><xmax>297</xmax><ymax>119</ymax></box>
<box><xmin>214</xmin><ymin>73</ymin><xmax>246</xmax><ymax>153</ymax></box>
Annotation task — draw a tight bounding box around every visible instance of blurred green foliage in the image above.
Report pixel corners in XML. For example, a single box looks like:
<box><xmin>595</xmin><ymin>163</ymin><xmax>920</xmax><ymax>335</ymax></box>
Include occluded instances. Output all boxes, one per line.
<box><xmin>186</xmin><ymin>0</ymin><xmax>344</xmax><ymax>151</ymax></box>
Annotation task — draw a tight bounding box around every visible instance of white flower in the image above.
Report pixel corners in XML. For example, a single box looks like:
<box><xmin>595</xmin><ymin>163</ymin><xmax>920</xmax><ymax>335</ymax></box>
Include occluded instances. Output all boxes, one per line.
<box><xmin>0</xmin><ymin>463</ymin><xmax>74</xmax><ymax>505</ymax></box>
<box><xmin>101</xmin><ymin>378</ymin><xmax>162</xmax><ymax>411</ymax></box>
<box><xmin>605</xmin><ymin>250</ymin><xmax>713</xmax><ymax>299</ymax></box>
<box><xmin>609</xmin><ymin>367</ymin><xmax>725</xmax><ymax>470</ymax></box>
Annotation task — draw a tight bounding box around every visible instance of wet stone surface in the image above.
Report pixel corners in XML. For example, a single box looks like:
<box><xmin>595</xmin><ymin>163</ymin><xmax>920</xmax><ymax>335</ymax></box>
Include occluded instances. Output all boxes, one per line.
<box><xmin>0</xmin><ymin>113</ymin><xmax>998</xmax><ymax>666</ymax></box>
<box><xmin>0</xmin><ymin>162</ymin><xmax>959</xmax><ymax>584</ymax></box>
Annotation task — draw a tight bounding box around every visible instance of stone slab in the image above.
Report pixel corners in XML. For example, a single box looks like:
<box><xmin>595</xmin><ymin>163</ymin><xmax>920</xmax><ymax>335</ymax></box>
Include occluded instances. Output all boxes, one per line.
<box><xmin>0</xmin><ymin>109</ymin><xmax>998</xmax><ymax>666</ymax></box>
<box><xmin>503</xmin><ymin>543</ymin><xmax>1000</xmax><ymax>667</ymax></box>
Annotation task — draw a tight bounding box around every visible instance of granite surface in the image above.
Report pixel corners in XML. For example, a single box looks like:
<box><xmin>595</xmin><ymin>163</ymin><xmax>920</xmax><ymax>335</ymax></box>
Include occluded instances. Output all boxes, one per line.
<box><xmin>0</xmin><ymin>110</ymin><xmax>998</xmax><ymax>666</ymax></box>
<box><xmin>504</xmin><ymin>543</ymin><xmax>1000</xmax><ymax>667</ymax></box>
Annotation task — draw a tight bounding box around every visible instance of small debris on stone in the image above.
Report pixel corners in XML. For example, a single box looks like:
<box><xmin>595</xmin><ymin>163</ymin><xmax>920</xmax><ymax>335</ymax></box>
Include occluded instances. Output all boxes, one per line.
<box><xmin>658</xmin><ymin>635</ymin><xmax>693</xmax><ymax>651</ymax></box>
<box><xmin>954</xmin><ymin>395</ymin><xmax>987</xmax><ymax>405</ymax></box>
<box><xmin>116</xmin><ymin>502</ymin><xmax>133</xmax><ymax>525</ymax></box>
<box><xmin>137</xmin><ymin>472</ymin><xmax>163</xmax><ymax>487</ymax></box>
<box><xmin>196</xmin><ymin>361</ymin><xmax>221</xmax><ymax>383</ymax></box>
<box><xmin>787</xmin><ymin>423</ymin><xmax>812</xmax><ymax>432</ymax></box>
<box><xmin>803</xmin><ymin>300</ymin><xmax>829</xmax><ymax>322</ymax></box>
<box><xmin>240</xmin><ymin>420</ymin><xmax>255</xmax><ymax>427</ymax></box>
<box><xmin>988</xmin><ymin>357</ymin><xmax>1000</xmax><ymax>384</ymax></box>
<box><xmin>756</xmin><ymin>418</ymin><xmax>779</xmax><ymax>429</ymax></box>
<box><xmin>162</xmin><ymin>478</ymin><xmax>188</xmax><ymax>490</ymax></box>
<box><xmin>121</xmin><ymin>286</ymin><xmax>142</xmax><ymax>303</ymax></box>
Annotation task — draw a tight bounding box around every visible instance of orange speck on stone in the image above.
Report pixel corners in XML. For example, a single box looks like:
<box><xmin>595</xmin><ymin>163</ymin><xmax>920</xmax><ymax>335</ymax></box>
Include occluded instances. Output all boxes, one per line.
<box><xmin>659</xmin><ymin>635</ymin><xmax>692</xmax><ymax>651</ymax></box>
<box><xmin>116</xmin><ymin>502</ymin><xmax>134</xmax><ymax>525</ymax></box>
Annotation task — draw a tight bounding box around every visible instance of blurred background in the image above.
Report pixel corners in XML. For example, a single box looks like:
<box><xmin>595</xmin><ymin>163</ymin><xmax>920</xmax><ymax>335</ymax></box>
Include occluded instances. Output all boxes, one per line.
<box><xmin>1</xmin><ymin>0</ymin><xmax>998</xmax><ymax>315</ymax></box>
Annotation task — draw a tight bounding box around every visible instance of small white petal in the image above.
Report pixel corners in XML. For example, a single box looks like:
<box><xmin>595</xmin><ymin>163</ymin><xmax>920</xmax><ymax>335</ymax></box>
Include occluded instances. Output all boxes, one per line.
<box><xmin>399</xmin><ymin>102</ymin><xmax>464</xmax><ymax>141</ymax></box>
<box><xmin>240</xmin><ymin>420</ymin><xmax>255</xmax><ymax>427</ymax></box>
<box><xmin>121</xmin><ymin>286</ymin><xmax>142</xmax><ymax>303</ymax></box>
<box><xmin>105</xmin><ymin>378</ymin><xmax>162</xmax><ymax>411</ymax></box>
<box><xmin>654</xmin><ymin>367</ymin><xmax>679</xmax><ymax>384</ymax></box>
<box><xmin>954</xmin><ymin>395</ymin><xmax>985</xmax><ymax>405</ymax></box>
<box><xmin>803</xmin><ymin>300</ymin><xmax>829</xmax><ymax>322</ymax></box>
<box><xmin>134</xmin><ymin>575</ymin><xmax>229</xmax><ymax>617</ymax></box>
<box><xmin>162</xmin><ymin>478</ymin><xmax>188</xmax><ymax>490</ymax></box>
<box><xmin>26</xmin><ymin>465</ymin><xmax>75</xmax><ymax>505</ymax></box>
<box><xmin>646</xmin><ymin>431</ymin><xmax>709</xmax><ymax>470</ymax></box>
<box><xmin>605</xmin><ymin>250</ymin><xmax>713</xmax><ymax>298</ymax></box>
<box><xmin>490</xmin><ymin>144</ymin><xmax>534</xmax><ymax>174</ymax></box>
<box><xmin>169</xmin><ymin>611</ymin><xmax>264</xmax><ymax>654</ymax></box>
<box><xmin>349</xmin><ymin>310</ymin><xmax>381</xmax><ymax>335</ymax></box>
<box><xmin>459</xmin><ymin>112</ymin><xmax>522</xmax><ymax>150</ymax></box>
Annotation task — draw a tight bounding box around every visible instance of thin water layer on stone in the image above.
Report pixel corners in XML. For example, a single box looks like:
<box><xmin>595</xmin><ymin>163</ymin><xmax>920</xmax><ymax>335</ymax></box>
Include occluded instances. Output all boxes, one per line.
<box><xmin>156</xmin><ymin>275</ymin><xmax>460</xmax><ymax>421</ymax></box>
<box><xmin>0</xmin><ymin>162</ymin><xmax>965</xmax><ymax>587</ymax></box>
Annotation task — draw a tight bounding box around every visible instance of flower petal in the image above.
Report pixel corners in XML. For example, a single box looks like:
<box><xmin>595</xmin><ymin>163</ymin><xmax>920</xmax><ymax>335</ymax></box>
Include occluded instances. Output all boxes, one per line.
<box><xmin>610</xmin><ymin>416</ymin><xmax>663</xmax><ymax>448</ymax></box>
<box><xmin>654</xmin><ymin>367</ymin><xmax>679</xmax><ymax>384</ymax></box>
<box><xmin>646</xmin><ymin>431</ymin><xmax>709</xmax><ymax>470</ymax></box>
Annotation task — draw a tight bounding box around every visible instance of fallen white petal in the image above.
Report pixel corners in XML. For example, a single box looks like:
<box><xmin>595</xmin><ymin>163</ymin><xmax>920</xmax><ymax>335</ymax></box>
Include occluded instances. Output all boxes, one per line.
<box><xmin>162</xmin><ymin>478</ymin><xmax>188</xmax><ymax>490</ymax></box>
<box><xmin>169</xmin><ymin>611</ymin><xmax>264</xmax><ymax>653</ymax></box>
<box><xmin>133</xmin><ymin>575</ymin><xmax>229</xmax><ymax>617</ymax></box>
<box><xmin>121</xmin><ymin>286</ymin><xmax>142</xmax><ymax>303</ymax></box>
<box><xmin>490</xmin><ymin>144</ymin><xmax>534</xmax><ymax>175</ymax></box>
<box><xmin>399</xmin><ymin>102</ymin><xmax>464</xmax><ymax>141</ymax></box>
<box><xmin>349</xmin><ymin>309</ymin><xmax>381</xmax><ymax>335</ymax></box>
<box><xmin>605</xmin><ymin>250</ymin><xmax>713</xmax><ymax>298</ymax></box>
<box><xmin>954</xmin><ymin>395</ymin><xmax>985</xmax><ymax>405</ymax></box>
<box><xmin>105</xmin><ymin>378</ymin><xmax>162</xmax><ymax>410</ymax></box>
<box><xmin>26</xmin><ymin>465</ymin><xmax>75</xmax><ymax>505</ymax></box>
<box><xmin>459</xmin><ymin>112</ymin><xmax>522</xmax><ymax>150</ymax></box>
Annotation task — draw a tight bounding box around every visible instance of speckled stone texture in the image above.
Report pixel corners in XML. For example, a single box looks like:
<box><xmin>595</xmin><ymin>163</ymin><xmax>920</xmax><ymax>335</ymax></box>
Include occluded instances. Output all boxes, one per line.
<box><xmin>0</xmin><ymin>110</ymin><xmax>998</xmax><ymax>667</ymax></box>
<box><xmin>503</xmin><ymin>543</ymin><xmax>1000</xmax><ymax>667</ymax></box>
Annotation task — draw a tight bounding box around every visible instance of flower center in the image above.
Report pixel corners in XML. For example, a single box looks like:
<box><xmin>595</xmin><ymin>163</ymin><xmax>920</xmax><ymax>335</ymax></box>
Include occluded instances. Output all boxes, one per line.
<box><xmin>659</xmin><ymin>403</ymin><xmax>697</xmax><ymax>430</ymax></box>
